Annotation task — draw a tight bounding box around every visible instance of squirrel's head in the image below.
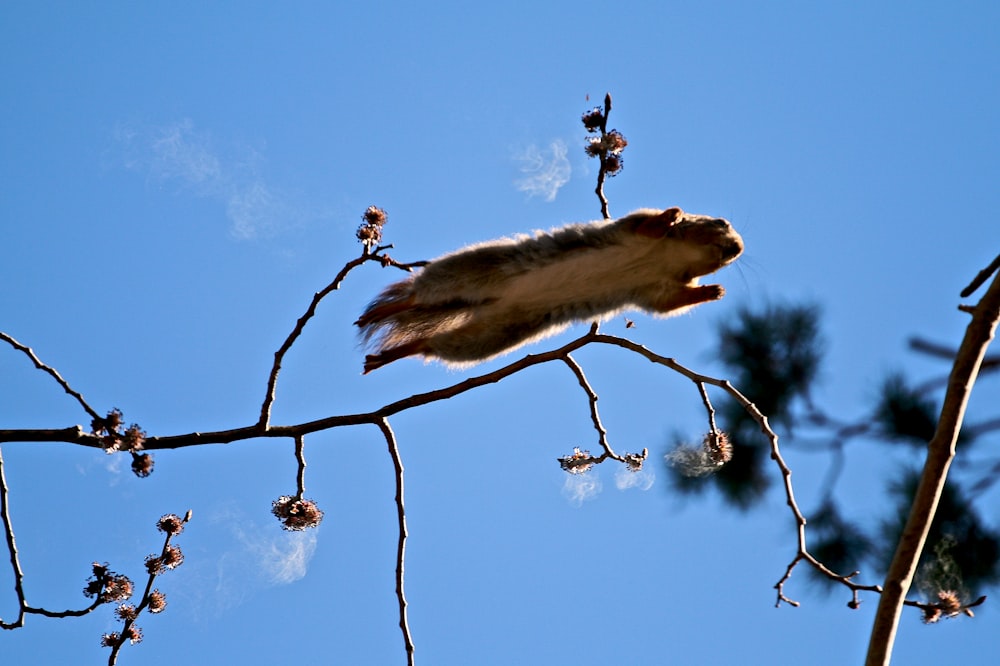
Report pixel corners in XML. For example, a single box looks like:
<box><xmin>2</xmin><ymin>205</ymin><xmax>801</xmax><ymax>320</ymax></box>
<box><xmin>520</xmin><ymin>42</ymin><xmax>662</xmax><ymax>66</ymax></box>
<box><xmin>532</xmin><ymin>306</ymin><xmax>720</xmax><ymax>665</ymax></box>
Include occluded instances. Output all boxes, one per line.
<box><xmin>629</xmin><ymin>207</ymin><xmax>744</xmax><ymax>279</ymax></box>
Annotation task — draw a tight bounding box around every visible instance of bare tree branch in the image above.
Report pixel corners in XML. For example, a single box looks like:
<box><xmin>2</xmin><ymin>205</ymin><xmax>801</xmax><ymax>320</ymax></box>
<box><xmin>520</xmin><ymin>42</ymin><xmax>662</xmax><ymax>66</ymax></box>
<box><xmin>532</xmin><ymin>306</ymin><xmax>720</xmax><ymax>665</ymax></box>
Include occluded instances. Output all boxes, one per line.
<box><xmin>866</xmin><ymin>271</ymin><xmax>1000</xmax><ymax>666</ymax></box>
<box><xmin>594</xmin><ymin>93</ymin><xmax>614</xmax><ymax>220</ymax></box>
<box><xmin>294</xmin><ymin>434</ymin><xmax>307</xmax><ymax>498</ymax></box>
<box><xmin>107</xmin><ymin>511</ymin><xmax>191</xmax><ymax>665</ymax></box>
<box><xmin>376</xmin><ymin>418</ymin><xmax>414</xmax><ymax>666</ymax></box>
<box><xmin>0</xmin><ymin>446</ymin><xmax>27</xmax><ymax>629</ymax></box>
<box><xmin>960</xmin><ymin>252</ymin><xmax>1000</xmax><ymax>298</ymax></box>
<box><xmin>0</xmin><ymin>332</ymin><xmax>101</xmax><ymax>422</ymax></box>
<box><xmin>561</xmin><ymin>353</ymin><xmax>615</xmax><ymax>458</ymax></box>
<box><xmin>257</xmin><ymin>246</ymin><xmax>415</xmax><ymax>429</ymax></box>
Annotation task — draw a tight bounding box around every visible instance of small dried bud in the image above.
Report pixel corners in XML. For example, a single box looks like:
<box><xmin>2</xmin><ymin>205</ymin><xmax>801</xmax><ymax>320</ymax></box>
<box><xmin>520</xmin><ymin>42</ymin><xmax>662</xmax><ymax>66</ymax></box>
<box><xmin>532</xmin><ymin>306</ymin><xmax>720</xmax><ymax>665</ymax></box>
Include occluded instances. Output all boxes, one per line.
<box><xmin>157</xmin><ymin>514</ymin><xmax>185</xmax><ymax>536</ymax></box>
<box><xmin>84</xmin><ymin>564</ymin><xmax>133</xmax><ymax>602</ymax></box>
<box><xmin>105</xmin><ymin>409</ymin><xmax>123</xmax><ymax>432</ymax></box>
<box><xmin>362</xmin><ymin>205</ymin><xmax>387</xmax><ymax>227</ymax></box>
<box><xmin>581</xmin><ymin>107</ymin><xmax>604</xmax><ymax>132</ymax></box>
<box><xmin>666</xmin><ymin>432</ymin><xmax>732</xmax><ymax>478</ymax></box>
<box><xmin>356</xmin><ymin>223</ymin><xmax>382</xmax><ymax>246</ymax></box>
<box><xmin>145</xmin><ymin>555</ymin><xmax>164</xmax><ymax>575</ymax></box>
<box><xmin>585</xmin><ymin>137</ymin><xmax>603</xmax><ymax>158</ymax></box>
<box><xmin>936</xmin><ymin>590</ymin><xmax>962</xmax><ymax>615</ymax></box>
<box><xmin>705</xmin><ymin>431</ymin><xmax>733</xmax><ymax>465</ymax></box>
<box><xmin>122</xmin><ymin>625</ymin><xmax>143</xmax><ymax>645</ymax></box>
<box><xmin>147</xmin><ymin>589</ymin><xmax>167</xmax><ymax>614</ymax></box>
<box><xmin>122</xmin><ymin>424</ymin><xmax>145</xmax><ymax>451</ymax></box>
<box><xmin>83</xmin><ymin>579</ymin><xmax>104</xmax><ymax>598</ymax></box>
<box><xmin>101</xmin><ymin>632</ymin><xmax>120</xmax><ymax>648</ymax></box>
<box><xmin>557</xmin><ymin>447</ymin><xmax>596</xmax><ymax>474</ymax></box>
<box><xmin>922</xmin><ymin>606</ymin><xmax>943</xmax><ymax>624</ymax></box>
<box><xmin>131</xmin><ymin>452</ymin><xmax>154</xmax><ymax>477</ymax></box>
<box><xmin>357</xmin><ymin>206</ymin><xmax>388</xmax><ymax>247</ymax></box>
<box><xmin>100</xmin><ymin>574</ymin><xmax>134</xmax><ymax>603</ymax></box>
<box><xmin>603</xmin><ymin>153</ymin><xmax>623</xmax><ymax>177</ymax></box>
<box><xmin>603</xmin><ymin>129</ymin><xmax>628</xmax><ymax>153</ymax></box>
<box><xmin>271</xmin><ymin>495</ymin><xmax>325</xmax><ymax>531</ymax></box>
<box><xmin>161</xmin><ymin>545</ymin><xmax>184</xmax><ymax>570</ymax></box>
<box><xmin>622</xmin><ymin>449</ymin><xmax>647</xmax><ymax>472</ymax></box>
<box><xmin>115</xmin><ymin>604</ymin><xmax>138</xmax><ymax>621</ymax></box>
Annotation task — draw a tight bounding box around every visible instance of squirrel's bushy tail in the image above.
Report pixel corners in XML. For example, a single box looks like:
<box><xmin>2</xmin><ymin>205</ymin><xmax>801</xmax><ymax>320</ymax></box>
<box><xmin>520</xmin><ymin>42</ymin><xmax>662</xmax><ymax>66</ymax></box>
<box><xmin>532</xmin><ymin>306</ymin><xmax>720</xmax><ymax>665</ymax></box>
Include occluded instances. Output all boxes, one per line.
<box><xmin>356</xmin><ymin>281</ymin><xmax>442</xmax><ymax>373</ymax></box>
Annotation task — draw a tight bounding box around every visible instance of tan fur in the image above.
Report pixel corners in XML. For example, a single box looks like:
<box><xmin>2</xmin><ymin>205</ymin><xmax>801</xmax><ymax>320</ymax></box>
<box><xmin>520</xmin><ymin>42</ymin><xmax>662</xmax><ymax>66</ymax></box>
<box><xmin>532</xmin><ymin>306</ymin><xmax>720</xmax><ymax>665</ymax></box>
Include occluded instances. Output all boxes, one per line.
<box><xmin>356</xmin><ymin>207</ymin><xmax>743</xmax><ymax>372</ymax></box>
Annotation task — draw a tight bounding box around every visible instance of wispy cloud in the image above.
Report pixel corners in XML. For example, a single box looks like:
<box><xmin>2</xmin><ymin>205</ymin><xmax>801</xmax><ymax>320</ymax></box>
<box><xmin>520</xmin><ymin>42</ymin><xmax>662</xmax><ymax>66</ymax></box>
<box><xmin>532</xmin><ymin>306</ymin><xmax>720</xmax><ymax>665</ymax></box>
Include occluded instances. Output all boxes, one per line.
<box><xmin>115</xmin><ymin>119</ymin><xmax>306</xmax><ymax>240</ymax></box>
<box><xmin>252</xmin><ymin>529</ymin><xmax>318</xmax><ymax>585</ymax></box>
<box><xmin>562</xmin><ymin>472</ymin><xmax>602</xmax><ymax>506</ymax></box>
<box><xmin>513</xmin><ymin>140</ymin><xmax>571</xmax><ymax>202</ymax></box>
<box><xmin>615</xmin><ymin>466</ymin><xmax>655</xmax><ymax>491</ymax></box>
<box><xmin>224</xmin><ymin>510</ymin><xmax>318</xmax><ymax>586</ymax></box>
<box><xmin>179</xmin><ymin>503</ymin><xmax>319</xmax><ymax>619</ymax></box>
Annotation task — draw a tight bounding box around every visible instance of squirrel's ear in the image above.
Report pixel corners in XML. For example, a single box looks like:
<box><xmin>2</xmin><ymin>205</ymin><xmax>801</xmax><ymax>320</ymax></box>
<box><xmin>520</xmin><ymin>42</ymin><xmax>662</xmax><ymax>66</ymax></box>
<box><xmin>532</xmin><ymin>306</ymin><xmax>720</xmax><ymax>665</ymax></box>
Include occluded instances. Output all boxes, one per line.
<box><xmin>633</xmin><ymin>207</ymin><xmax>684</xmax><ymax>238</ymax></box>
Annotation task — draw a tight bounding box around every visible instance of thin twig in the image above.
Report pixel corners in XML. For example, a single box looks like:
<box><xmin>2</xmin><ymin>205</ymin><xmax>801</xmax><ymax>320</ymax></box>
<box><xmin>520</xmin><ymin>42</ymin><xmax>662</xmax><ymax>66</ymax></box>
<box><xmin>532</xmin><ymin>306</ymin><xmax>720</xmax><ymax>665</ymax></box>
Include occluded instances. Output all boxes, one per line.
<box><xmin>960</xmin><ymin>253</ymin><xmax>1000</xmax><ymax>298</ymax></box>
<box><xmin>257</xmin><ymin>247</ymin><xmax>417</xmax><ymax>429</ymax></box>
<box><xmin>294</xmin><ymin>435</ymin><xmax>307</xmax><ymax>498</ymax></box>
<box><xmin>108</xmin><ymin>510</ymin><xmax>192</xmax><ymax>665</ymax></box>
<box><xmin>695</xmin><ymin>381</ymin><xmax>720</xmax><ymax>438</ymax></box>
<box><xmin>0</xmin><ymin>332</ymin><xmax>101</xmax><ymax>422</ymax></box>
<box><xmin>561</xmin><ymin>353</ymin><xmax>617</xmax><ymax>460</ymax></box>
<box><xmin>0</xmin><ymin>446</ymin><xmax>27</xmax><ymax>629</ymax></box>
<box><xmin>594</xmin><ymin>92</ymin><xmax>613</xmax><ymax>220</ymax></box>
<box><xmin>376</xmin><ymin>418</ymin><xmax>414</xmax><ymax>666</ymax></box>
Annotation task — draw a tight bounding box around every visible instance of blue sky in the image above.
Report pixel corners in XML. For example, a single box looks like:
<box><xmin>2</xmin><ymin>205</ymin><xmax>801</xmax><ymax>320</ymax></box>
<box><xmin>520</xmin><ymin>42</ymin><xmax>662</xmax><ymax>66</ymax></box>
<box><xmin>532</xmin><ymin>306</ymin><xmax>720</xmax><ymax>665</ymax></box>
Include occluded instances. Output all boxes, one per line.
<box><xmin>2</xmin><ymin>2</ymin><xmax>998</xmax><ymax>664</ymax></box>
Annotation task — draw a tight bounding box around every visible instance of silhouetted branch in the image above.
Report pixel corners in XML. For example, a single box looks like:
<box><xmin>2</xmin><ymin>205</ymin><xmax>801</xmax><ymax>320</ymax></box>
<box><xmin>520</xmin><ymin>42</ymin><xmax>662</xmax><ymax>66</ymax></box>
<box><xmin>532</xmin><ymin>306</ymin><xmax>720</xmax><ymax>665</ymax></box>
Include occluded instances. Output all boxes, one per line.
<box><xmin>562</xmin><ymin>352</ymin><xmax>614</xmax><ymax>457</ymax></box>
<box><xmin>107</xmin><ymin>511</ymin><xmax>191</xmax><ymax>665</ymax></box>
<box><xmin>0</xmin><ymin>332</ymin><xmax>101</xmax><ymax>422</ymax></box>
<box><xmin>0</xmin><ymin>446</ymin><xmax>27</xmax><ymax>629</ymax></box>
<box><xmin>582</xmin><ymin>93</ymin><xmax>626</xmax><ymax>220</ymax></box>
<box><xmin>294</xmin><ymin>435</ymin><xmax>307</xmax><ymax>498</ymax></box>
<box><xmin>258</xmin><ymin>245</ymin><xmax>418</xmax><ymax>429</ymax></box>
<box><xmin>960</xmin><ymin>253</ymin><xmax>1000</xmax><ymax>298</ymax></box>
<box><xmin>377</xmin><ymin>418</ymin><xmax>414</xmax><ymax>666</ymax></box>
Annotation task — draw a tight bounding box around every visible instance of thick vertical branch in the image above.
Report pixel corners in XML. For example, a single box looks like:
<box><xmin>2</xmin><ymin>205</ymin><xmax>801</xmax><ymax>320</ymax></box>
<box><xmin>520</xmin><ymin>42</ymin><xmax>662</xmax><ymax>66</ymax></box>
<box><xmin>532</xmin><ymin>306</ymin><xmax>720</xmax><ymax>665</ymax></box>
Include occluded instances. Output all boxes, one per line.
<box><xmin>376</xmin><ymin>418</ymin><xmax>414</xmax><ymax>666</ymax></box>
<box><xmin>866</xmin><ymin>272</ymin><xmax>1000</xmax><ymax>666</ymax></box>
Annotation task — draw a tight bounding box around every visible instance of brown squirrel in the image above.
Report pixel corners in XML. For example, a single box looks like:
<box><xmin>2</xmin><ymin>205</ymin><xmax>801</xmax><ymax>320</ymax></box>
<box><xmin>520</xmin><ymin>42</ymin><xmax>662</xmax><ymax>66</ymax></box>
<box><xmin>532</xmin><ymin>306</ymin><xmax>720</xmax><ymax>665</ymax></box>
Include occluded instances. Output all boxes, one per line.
<box><xmin>356</xmin><ymin>207</ymin><xmax>743</xmax><ymax>373</ymax></box>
